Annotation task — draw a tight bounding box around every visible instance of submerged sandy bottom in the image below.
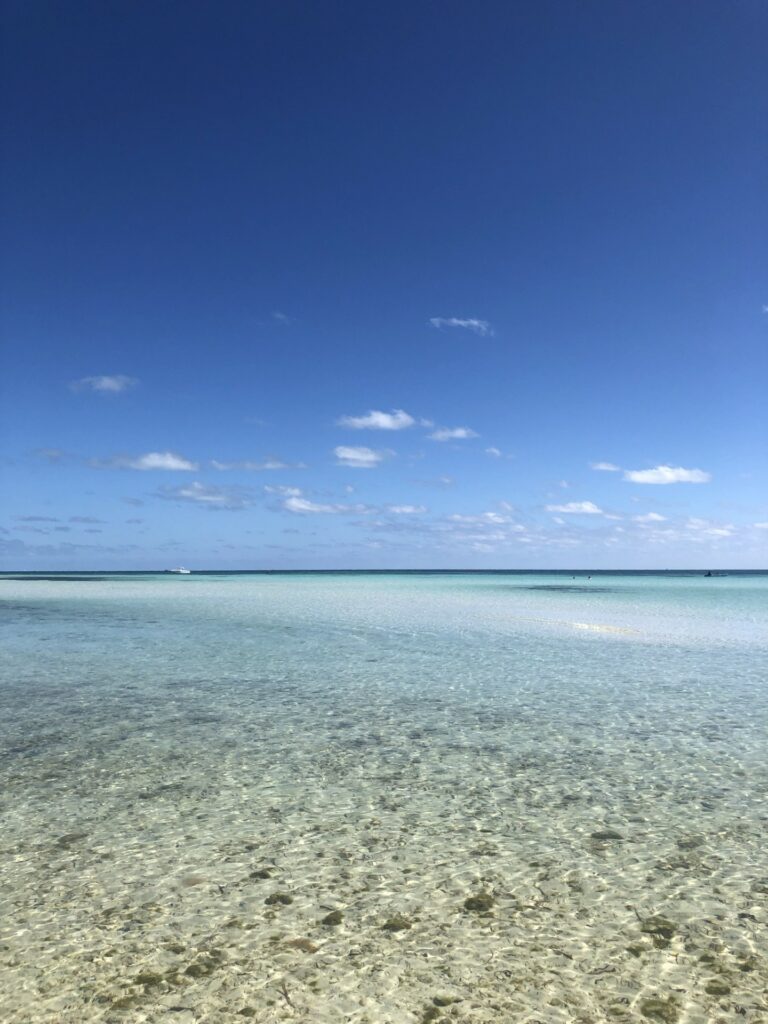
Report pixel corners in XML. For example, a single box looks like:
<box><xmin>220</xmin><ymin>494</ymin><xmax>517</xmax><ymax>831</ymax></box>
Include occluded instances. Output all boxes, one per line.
<box><xmin>2</xmin><ymin>679</ymin><xmax>767</xmax><ymax>1024</ymax></box>
<box><xmin>1</xmin><ymin>575</ymin><xmax>767</xmax><ymax>1023</ymax></box>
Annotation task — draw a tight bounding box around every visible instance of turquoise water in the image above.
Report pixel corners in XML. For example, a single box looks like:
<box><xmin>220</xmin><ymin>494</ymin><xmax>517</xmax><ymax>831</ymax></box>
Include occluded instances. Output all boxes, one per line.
<box><xmin>1</xmin><ymin>571</ymin><xmax>767</xmax><ymax>1023</ymax></box>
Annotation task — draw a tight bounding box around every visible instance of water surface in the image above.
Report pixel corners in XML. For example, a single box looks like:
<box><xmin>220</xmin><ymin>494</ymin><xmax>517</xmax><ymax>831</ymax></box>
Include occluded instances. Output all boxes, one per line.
<box><xmin>1</xmin><ymin>571</ymin><xmax>766</xmax><ymax>1023</ymax></box>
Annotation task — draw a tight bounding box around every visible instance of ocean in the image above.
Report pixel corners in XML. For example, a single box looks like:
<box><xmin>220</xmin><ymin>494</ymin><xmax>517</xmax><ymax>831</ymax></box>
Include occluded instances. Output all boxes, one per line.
<box><xmin>1</xmin><ymin>570</ymin><xmax>766</xmax><ymax>1023</ymax></box>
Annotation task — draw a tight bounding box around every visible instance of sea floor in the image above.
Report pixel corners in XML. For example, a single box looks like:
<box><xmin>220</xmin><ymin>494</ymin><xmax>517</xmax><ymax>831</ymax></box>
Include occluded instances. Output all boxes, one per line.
<box><xmin>1</xmin><ymin>575</ymin><xmax>767</xmax><ymax>1023</ymax></box>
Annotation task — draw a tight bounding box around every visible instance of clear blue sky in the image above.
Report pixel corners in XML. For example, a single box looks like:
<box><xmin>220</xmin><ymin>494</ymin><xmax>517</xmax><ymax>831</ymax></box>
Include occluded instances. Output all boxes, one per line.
<box><xmin>1</xmin><ymin>0</ymin><xmax>766</xmax><ymax>569</ymax></box>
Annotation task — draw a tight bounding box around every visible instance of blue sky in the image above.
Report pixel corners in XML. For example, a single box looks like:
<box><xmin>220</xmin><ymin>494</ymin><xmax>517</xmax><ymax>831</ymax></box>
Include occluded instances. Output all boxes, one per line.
<box><xmin>1</xmin><ymin>0</ymin><xmax>766</xmax><ymax>569</ymax></box>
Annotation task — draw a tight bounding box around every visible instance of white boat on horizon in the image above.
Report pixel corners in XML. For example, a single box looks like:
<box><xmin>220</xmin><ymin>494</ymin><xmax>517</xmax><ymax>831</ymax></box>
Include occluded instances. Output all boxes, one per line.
<box><xmin>165</xmin><ymin>566</ymin><xmax>192</xmax><ymax>574</ymax></box>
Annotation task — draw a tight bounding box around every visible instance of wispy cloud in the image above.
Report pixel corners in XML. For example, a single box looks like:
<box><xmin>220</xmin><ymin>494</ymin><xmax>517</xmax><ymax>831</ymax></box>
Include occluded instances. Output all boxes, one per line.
<box><xmin>337</xmin><ymin>409</ymin><xmax>416</xmax><ymax>430</ymax></box>
<box><xmin>624</xmin><ymin>465</ymin><xmax>711</xmax><ymax>484</ymax></box>
<box><xmin>99</xmin><ymin>451</ymin><xmax>198</xmax><ymax>471</ymax></box>
<box><xmin>590</xmin><ymin>461</ymin><xmax>621</xmax><ymax>472</ymax></box>
<box><xmin>211</xmin><ymin>457</ymin><xmax>305</xmax><ymax>471</ymax></box>
<box><xmin>272</xmin><ymin>311</ymin><xmax>292</xmax><ymax>324</ymax></box>
<box><xmin>429</xmin><ymin>426</ymin><xmax>479</xmax><ymax>441</ymax></box>
<box><xmin>14</xmin><ymin>515</ymin><xmax>59</xmax><ymax>523</ymax></box>
<box><xmin>70</xmin><ymin>374</ymin><xmax>137</xmax><ymax>394</ymax></box>
<box><xmin>545</xmin><ymin>501</ymin><xmax>604</xmax><ymax>514</ymax></box>
<box><xmin>685</xmin><ymin>517</ymin><xmax>734</xmax><ymax>538</ymax></box>
<box><xmin>158</xmin><ymin>481</ymin><xmax>252</xmax><ymax>509</ymax></box>
<box><xmin>387</xmin><ymin>504</ymin><xmax>427</xmax><ymax>514</ymax></box>
<box><xmin>70</xmin><ymin>516</ymin><xmax>106</xmax><ymax>524</ymax></box>
<box><xmin>429</xmin><ymin>317</ymin><xmax>494</xmax><ymax>337</ymax></box>
<box><xmin>35</xmin><ymin>448</ymin><xmax>69</xmax><ymax>463</ymax></box>
<box><xmin>333</xmin><ymin>446</ymin><xmax>388</xmax><ymax>468</ymax></box>
<box><xmin>633</xmin><ymin>512</ymin><xmax>667</xmax><ymax>523</ymax></box>
<box><xmin>754</xmin><ymin>522</ymin><xmax>768</xmax><ymax>529</ymax></box>
<box><xmin>264</xmin><ymin>484</ymin><xmax>303</xmax><ymax>497</ymax></box>
<box><xmin>284</xmin><ymin>495</ymin><xmax>373</xmax><ymax>515</ymax></box>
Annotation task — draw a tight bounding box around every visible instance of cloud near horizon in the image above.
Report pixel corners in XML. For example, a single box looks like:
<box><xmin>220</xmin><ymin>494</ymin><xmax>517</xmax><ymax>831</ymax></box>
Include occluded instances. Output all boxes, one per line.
<box><xmin>70</xmin><ymin>375</ymin><xmax>137</xmax><ymax>393</ymax></box>
<box><xmin>590</xmin><ymin>461</ymin><xmax>621</xmax><ymax>472</ymax></box>
<box><xmin>624</xmin><ymin>465</ymin><xmax>711</xmax><ymax>484</ymax></box>
<box><xmin>337</xmin><ymin>409</ymin><xmax>416</xmax><ymax>430</ymax></box>
<box><xmin>429</xmin><ymin>317</ymin><xmax>494</xmax><ymax>336</ymax></box>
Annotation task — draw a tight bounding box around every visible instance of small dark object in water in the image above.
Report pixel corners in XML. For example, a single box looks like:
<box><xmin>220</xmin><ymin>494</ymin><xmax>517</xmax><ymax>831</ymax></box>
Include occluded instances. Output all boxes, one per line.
<box><xmin>249</xmin><ymin>868</ymin><xmax>272</xmax><ymax>879</ymax></box>
<box><xmin>135</xmin><ymin>971</ymin><xmax>164</xmax><ymax>987</ymax></box>
<box><xmin>704</xmin><ymin>979</ymin><xmax>731</xmax><ymax>996</ymax></box>
<box><xmin>184</xmin><ymin>957</ymin><xmax>218</xmax><ymax>978</ymax></box>
<box><xmin>381</xmin><ymin>914</ymin><xmax>412</xmax><ymax>931</ymax></box>
<box><xmin>591</xmin><ymin>829</ymin><xmax>624</xmax><ymax>841</ymax></box>
<box><xmin>265</xmin><ymin>892</ymin><xmax>293</xmax><ymax>906</ymax></box>
<box><xmin>640</xmin><ymin>915</ymin><xmax>676</xmax><ymax>939</ymax></box>
<box><xmin>677</xmin><ymin>835</ymin><xmax>704</xmax><ymax>850</ymax></box>
<box><xmin>55</xmin><ymin>832</ymin><xmax>88</xmax><ymax>848</ymax></box>
<box><xmin>639</xmin><ymin>996</ymin><xmax>679</xmax><ymax>1022</ymax></box>
<box><xmin>463</xmin><ymin>892</ymin><xmax>495</xmax><ymax>913</ymax></box>
<box><xmin>284</xmin><ymin>938</ymin><xmax>318</xmax><ymax>953</ymax></box>
<box><xmin>321</xmin><ymin>909</ymin><xmax>343</xmax><ymax>926</ymax></box>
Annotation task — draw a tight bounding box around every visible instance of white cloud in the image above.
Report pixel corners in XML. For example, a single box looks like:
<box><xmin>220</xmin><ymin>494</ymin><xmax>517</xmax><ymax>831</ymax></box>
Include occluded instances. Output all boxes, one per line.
<box><xmin>590</xmin><ymin>461</ymin><xmax>621</xmax><ymax>472</ymax></box>
<box><xmin>272</xmin><ymin>311</ymin><xmax>291</xmax><ymax>323</ymax></box>
<box><xmin>624</xmin><ymin>465</ymin><xmax>711</xmax><ymax>484</ymax></box>
<box><xmin>130</xmin><ymin>452</ymin><xmax>198</xmax><ymax>471</ymax></box>
<box><xmin>264</xmin><ymin>484</ymin><xmax>303</xmax><ymax>497</ymax></box>
<box><xmin>685</xmin><ymin>517</ymin><xmax>734</xmax><ymax>538</ymax></box>
<box><xmin>334</xmin><ymin>446</ymin><xmax>387</xmax><ymax>468</ymax></box>
<box><xmin>429</xmin><ymin>426</ymin><xmax>479</xmax><ymax>441</ymax></box>
<box><xmin>545</xmin><ymin>501</ymin><xmax>604</xmax><ymax>515</ymax></box>
<box><xmin>387</xmin><ymin>505</ymin><xmax>427</xmax><ymax>514</ymax></box>
<box><xmin>337</xmin><ymin>409</ymin><xmax>416</xmax><ymax>430</ymax></box>
<box><xmin>429</xmin><ymin>317</ymin><xmax>494</xmax><ymax>337</ymax></box>
<box><xmin>71</xmin><ymin>374</ymin><xmax>137</xmax><ymax>393</ymax></box>
<box><xmin>105</xmin><ymin>451</ymin><xmax>198</xmax><ymax>471</ymax></box>
<box><xmin>159</xmin><ymin>481</ymin><xmax>251</xmax><ymax>508</ymax></box>
<box><xmin>755</xmin><ymin>522</ymin><xmax>768</xmax><ymax>529</ymax></box>
<box><xmin>485</xmin><ymin>447</ymin><xmax>502</xmax><ymax>457</ymax></box>
<box><xmin>633</xmin><ymin>512</ymin><xmax>667</xmax><ymax>523</ymax></box>
<box><xmin>284</xmin><ymin>496</ymin><xmax>372</xmax><ymax>514</ymax></box>
<box><xmin>448</xmin><ymin>511</ymin><xmax>515</xmax><ymax>526</ymax></box>
<box><xmin>211</xmin><ymin>457</ymin><xmax>304</xmax><ymax>471</ymax></box>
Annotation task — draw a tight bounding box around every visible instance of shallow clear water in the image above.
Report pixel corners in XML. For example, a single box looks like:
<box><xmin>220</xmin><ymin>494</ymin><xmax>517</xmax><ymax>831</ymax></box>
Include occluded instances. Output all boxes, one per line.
<box><xmin>1</xmin><ymin>571</ymin><xmax>767</xmax><ymax>1023</ymax></box>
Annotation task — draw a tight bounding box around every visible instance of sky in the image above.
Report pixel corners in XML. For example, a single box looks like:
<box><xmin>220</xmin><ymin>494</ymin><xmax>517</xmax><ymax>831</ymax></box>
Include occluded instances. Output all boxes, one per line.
<box><xmin>1</xmin><ymin>0</ymin><xmax>766</xmax><ymax>570</ymax></box>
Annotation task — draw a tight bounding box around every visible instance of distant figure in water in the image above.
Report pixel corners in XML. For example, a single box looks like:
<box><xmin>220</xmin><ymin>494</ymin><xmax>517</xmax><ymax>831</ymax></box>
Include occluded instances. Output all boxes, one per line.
<box><xmin>705</xmin><ymin>571</ymin><xmax>713</xmax><ymax>577</ymax></box>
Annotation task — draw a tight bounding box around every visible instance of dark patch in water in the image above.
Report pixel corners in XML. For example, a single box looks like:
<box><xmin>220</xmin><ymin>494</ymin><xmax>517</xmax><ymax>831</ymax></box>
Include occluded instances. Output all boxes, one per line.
<box><xmin>0</xmin><ymin>575</ymin><xmax>109</xmax><ymax>582</ymax></box>
<box><xmin>523</xmin><ymin>585</ymin><xmax>613</xmax><ymax>593</ymax></box>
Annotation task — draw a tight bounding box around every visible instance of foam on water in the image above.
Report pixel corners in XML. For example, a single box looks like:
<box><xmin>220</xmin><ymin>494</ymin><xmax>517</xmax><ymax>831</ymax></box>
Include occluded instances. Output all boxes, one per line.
<box><xmin>1</xmin><ymin>572</ymin><xmax>766</xmax><ymax>1023</ymax></box>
